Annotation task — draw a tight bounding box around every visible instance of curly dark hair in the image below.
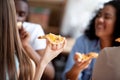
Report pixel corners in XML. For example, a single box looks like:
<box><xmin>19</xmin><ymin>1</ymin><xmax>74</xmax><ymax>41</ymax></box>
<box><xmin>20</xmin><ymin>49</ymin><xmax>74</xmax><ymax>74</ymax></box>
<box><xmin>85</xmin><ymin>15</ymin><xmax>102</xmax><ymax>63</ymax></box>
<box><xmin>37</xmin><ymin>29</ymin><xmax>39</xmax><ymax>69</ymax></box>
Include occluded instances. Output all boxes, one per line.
<box><xmin>85</xmin><ymin>0</ymin><xmax>120</xmax><ymax>46</ymax></box>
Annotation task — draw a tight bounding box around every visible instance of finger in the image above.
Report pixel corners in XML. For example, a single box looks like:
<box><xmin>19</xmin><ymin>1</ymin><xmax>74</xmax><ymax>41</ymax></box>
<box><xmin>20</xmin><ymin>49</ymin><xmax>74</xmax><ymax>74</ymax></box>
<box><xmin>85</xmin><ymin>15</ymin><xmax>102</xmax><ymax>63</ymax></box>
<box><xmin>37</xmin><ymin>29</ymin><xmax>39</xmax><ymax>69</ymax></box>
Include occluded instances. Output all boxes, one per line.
<box><xmin>55</xmin><ymin>42</ymin><xmax>63</xmax><ymax>50</ymax></box>
<box><xmin>56</xmin><ymin>38</ymin><xmax>66</xmax><ymax>50</ymax></box>
<box><xmin>81</xmin><ymin>59</ymin><xmax>91</xmax><ymax>68</ymax></box>
<box><xmin>74</xmin><ymin>52</ymin><xmax>82</xmax><ymax>62</ymax></box>
<box><xmin>46</xmin><ymin>39</ymin><xmax>52</xmax><ymax>49</ymax></box>
<box><xmin>19</xmin><ymin>29</ymin><xmax>24</xmax><ymax>36</ymax></box>
<box><xmin>76</xmin><ymin>58</ymin><xmax>91</xmax><ymax>68</ymax></box>
<box><xmin>21</xmin><ymin>31</ymin><xmax>29</xmax><ymax>39</ymax></box>
<box><xmin>52</xmin><ymin>44</ymin><xmax>57</xmax><ymax>50</ymax></box>
<box><xmin>20</xmin><ymin>28</ymin><xmax>27</xmax><ymax>36</ymax></box>
<box><xmin>62</xmin><ymin>38</ymin><xmax>67</xmax><ymax>49</ymax></box>
<box><xmin>46</xmin><ymin>38</ymin><xmax>66</xmax><ymax>52</ymax></box>
<box><xmin>83</xmin><ymin>61</ymin><xmax>91</xmax><ymax>69</ymax></box>
<box><xmin>21</xmin><ymin>32</ymin><xmax>27</xmax><ymax>39</ymax></box>
<box><xmin>17</xmin><ymin>22</ymin><xmax>23</xmax><ymax>30</ymax></box>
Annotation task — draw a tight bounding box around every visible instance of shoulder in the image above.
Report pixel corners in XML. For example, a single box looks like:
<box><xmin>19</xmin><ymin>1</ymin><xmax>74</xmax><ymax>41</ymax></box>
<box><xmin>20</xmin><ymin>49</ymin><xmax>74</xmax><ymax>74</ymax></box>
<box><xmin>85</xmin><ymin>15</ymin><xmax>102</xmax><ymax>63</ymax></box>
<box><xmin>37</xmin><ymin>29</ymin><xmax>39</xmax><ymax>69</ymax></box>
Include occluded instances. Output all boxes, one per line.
<box><xmin>75</xmin><ymin>35</ymin><xmax>98</xmax><ymax>47</ymax></box>
<box><xmin>75</xmin><ymin>35</ymin><xmax>88</xmax><ymax>44</ymax></box>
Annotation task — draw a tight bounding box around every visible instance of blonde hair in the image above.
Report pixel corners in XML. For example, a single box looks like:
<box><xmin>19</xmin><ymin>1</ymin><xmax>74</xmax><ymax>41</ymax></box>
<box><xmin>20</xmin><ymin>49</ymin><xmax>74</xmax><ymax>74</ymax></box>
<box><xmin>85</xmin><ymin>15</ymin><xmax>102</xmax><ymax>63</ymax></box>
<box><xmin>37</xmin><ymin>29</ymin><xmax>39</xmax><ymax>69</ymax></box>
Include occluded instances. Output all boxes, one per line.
<box><xmin>0</xmin><ymin>0</ymin><xmax>33</xmax><ymax>79</ymax></box>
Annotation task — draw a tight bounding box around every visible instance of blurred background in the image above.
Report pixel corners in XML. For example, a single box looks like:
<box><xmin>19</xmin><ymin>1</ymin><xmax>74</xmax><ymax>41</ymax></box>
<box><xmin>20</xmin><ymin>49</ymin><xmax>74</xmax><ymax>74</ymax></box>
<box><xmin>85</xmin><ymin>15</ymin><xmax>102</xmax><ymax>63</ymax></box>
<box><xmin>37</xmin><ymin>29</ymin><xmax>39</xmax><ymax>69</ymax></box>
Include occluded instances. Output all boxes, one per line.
<box><xmin>28</xmin><ymin>0</ymin><xmax>65</xmax><ymax>34</ymax></box>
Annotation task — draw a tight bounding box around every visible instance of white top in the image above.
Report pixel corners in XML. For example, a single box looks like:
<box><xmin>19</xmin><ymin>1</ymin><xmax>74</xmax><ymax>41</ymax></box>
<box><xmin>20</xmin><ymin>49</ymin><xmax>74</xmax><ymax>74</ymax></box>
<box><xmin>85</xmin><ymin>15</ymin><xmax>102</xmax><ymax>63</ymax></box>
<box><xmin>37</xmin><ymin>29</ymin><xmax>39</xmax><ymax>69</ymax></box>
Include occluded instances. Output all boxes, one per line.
<box><xmin>23</xmin><ymin>22</ymin><xmax>46</xmax><ymax>50</ymax></box>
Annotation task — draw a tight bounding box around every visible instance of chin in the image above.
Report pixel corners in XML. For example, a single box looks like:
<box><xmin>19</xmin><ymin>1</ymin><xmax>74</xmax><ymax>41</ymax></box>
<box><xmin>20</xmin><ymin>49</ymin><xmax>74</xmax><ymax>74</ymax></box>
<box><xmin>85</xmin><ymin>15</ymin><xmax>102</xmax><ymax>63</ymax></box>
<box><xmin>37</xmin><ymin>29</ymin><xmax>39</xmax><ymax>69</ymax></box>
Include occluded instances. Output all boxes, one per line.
<box><xmin>95</xmin><ymin>32</ymin><xmax>103</xmax><ymax>38</ymax></box>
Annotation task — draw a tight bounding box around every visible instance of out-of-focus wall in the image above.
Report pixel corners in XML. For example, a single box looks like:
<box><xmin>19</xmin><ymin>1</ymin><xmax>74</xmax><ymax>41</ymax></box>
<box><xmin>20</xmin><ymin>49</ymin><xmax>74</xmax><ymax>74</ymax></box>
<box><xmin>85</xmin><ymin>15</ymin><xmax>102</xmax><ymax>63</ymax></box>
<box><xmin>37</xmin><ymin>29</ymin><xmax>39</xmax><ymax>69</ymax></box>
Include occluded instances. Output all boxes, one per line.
<box><xmin>28</xmin><ymin>0</ymin><xmax>65</xmax><ymax>34</ymax></box>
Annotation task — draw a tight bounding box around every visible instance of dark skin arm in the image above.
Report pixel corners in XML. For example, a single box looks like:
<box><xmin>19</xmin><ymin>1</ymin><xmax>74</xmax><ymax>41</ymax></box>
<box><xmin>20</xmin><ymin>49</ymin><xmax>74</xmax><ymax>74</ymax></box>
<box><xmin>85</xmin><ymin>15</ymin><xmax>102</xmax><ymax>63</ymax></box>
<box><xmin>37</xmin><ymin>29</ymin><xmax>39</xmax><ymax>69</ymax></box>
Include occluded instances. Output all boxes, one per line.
<box><xmin>66</xmin><ymin>53</ymin><xmax>91</xmax><ymax>80</ymax></box>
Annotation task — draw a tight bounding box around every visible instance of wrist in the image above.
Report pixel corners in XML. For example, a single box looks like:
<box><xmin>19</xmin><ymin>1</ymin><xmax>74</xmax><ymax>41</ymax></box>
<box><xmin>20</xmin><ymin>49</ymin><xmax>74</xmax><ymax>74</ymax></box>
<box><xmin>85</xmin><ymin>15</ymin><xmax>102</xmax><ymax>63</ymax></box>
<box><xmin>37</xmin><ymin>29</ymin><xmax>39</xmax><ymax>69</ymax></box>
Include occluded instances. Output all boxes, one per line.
<box><xmin>38</xmin><ymin>57</ymin><xmax>48</xmax><ymax>68</ymax></box>
<box><xmin>74</xmin><ymin>63</ymin><xmax>83</xmax><ymax>72</ymax></box>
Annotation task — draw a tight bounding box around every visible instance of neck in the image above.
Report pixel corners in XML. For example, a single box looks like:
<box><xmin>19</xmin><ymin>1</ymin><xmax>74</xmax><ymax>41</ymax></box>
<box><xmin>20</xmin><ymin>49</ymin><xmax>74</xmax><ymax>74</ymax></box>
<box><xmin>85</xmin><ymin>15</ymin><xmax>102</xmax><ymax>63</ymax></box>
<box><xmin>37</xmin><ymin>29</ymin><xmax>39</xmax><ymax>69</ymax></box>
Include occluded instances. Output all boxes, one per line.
<box><xmin>100</xmin><ymin>37</ymin><xmax>113</xmax><ymax>49</ymax></box>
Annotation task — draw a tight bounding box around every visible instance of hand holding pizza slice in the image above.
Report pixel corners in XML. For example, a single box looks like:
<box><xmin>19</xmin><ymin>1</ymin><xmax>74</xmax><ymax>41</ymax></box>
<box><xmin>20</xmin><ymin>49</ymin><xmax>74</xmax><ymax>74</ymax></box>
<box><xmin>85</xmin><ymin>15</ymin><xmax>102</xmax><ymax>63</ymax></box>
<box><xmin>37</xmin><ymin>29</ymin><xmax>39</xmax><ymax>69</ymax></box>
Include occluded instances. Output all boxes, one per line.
<box><xmin>74</xmin><ymin>52</ymin><xmax>98</xmax><ymax>62</ymax></box>
<box><xmin>73</xmin><ymin>52</ymin><xmax>98</xmax><ymax>70</ymax></box>
<box><xmin>38</xmin><ymin>33</ymin><xmax>65</xmax><ymax>44</ymax></box>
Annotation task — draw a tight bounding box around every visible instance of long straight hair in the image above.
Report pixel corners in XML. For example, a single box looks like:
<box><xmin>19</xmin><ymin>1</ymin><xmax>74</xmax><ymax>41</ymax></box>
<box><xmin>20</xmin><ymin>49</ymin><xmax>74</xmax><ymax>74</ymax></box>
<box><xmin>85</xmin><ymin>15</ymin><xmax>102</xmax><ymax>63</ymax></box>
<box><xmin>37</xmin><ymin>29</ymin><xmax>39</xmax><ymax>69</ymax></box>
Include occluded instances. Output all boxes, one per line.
<box><xmin>0</xmin><ymin>0</ymin><xmax>33</xmax><ymax>80</ymax></box>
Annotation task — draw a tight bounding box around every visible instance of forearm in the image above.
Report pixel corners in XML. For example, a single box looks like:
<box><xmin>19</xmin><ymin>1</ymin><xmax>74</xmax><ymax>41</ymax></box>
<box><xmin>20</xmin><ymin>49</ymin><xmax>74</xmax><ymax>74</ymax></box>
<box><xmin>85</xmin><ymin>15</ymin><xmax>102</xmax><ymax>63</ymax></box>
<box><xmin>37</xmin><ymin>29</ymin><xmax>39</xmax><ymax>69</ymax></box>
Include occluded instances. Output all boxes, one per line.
<box><xmin>66</xmin><ymin>64</ymin><xmax>82</xmax><ymax>80</ymax></box>
<box><xmin>43</xmin><ymin>62</ymin><xmax>55</xmax><ymax>80</ymax></box>
<box><xmin>33</xmin><ymin>55</ymin><xmax>50</xmax><ymax>80</ymax></box>
<box><xmin>36</xmin><ymin>50</ymin><xmax>55</xmax><ymax>79</ymax></box>
<box><xmin>23</xmin><ymin>44</ymin><xmax>40</xmax><ymax>65</ymax></box>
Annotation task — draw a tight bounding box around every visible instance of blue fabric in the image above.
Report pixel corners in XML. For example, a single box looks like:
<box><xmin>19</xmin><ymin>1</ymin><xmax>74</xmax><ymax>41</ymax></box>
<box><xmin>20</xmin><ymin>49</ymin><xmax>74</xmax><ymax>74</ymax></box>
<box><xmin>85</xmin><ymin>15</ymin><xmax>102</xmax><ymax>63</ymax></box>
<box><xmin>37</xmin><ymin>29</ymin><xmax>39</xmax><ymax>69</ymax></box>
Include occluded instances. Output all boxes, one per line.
<box><xmin>62</xmin><ymin>35</ymin><xmax>100</xmax><ymax>80</ymax></box>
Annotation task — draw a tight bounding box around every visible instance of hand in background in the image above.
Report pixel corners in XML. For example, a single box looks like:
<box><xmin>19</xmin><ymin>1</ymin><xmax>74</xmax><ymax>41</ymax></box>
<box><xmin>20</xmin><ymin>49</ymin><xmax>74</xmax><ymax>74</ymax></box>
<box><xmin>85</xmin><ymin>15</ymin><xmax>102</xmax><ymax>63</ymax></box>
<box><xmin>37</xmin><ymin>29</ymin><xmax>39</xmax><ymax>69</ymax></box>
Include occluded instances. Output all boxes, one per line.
<box><xmin>74</xmin><ymin>52</ymin><xmax>92</xmax><ymax>71</ymax></box>
<box><xmin>66</xmin><ymin>52</ymin><xmax>92</xmax><ymax>80</ymax></box>
<box><xmin>19</xmin><ymin>27</ymin><xmax>30</xmax><ymax>47</ymax></box>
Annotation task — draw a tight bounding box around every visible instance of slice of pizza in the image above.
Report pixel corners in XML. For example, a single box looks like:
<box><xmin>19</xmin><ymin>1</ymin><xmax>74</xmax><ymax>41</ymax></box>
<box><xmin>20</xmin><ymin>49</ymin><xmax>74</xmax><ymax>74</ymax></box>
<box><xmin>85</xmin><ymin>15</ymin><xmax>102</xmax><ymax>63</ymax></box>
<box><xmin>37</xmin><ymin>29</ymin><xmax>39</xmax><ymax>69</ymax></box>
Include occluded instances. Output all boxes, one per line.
<box><xmin>115</xmin><ymin>38</ymin><xmax>120</xmax><ymax>42</ymax></box>
<box><xmin>17</xmin><ymin>22</ymin><xmax>22</xmax><ymax>29</ymax></box>
<box><xmin>38</xmin><ymin>33</ymin><xmax>65</xmax><ymax>44</ymax></box>
<box><xmin>75</xmin><ymin>52</ymin><xmax>98</xmax><ymax>62</ymax></box>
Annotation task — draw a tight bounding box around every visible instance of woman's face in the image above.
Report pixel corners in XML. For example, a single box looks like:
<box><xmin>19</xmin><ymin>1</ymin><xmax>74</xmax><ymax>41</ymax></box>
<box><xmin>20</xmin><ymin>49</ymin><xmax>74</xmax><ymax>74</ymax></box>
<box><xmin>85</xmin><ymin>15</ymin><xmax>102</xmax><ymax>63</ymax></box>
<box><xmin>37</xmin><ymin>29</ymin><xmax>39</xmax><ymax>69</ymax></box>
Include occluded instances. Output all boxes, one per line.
<box><xmin>15</xmin><ymin>1</ymin><xmax>28</xmax><ymax>22</ymax></box>
<box><xmin>95</xmin><ymin>5</ymin><xmax>116</xmax><ymax>39</ymax></box>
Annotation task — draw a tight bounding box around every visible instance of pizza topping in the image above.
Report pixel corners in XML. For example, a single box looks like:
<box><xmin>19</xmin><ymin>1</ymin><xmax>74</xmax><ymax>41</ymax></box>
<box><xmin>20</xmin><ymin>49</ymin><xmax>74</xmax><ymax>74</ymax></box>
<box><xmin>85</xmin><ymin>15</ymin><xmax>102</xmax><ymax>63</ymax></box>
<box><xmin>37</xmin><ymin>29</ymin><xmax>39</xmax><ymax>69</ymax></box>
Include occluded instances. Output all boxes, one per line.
<box><xmin>38</xmin><ymin>33</ymin><xmax>65</xmax><ymax>44</ymax></box>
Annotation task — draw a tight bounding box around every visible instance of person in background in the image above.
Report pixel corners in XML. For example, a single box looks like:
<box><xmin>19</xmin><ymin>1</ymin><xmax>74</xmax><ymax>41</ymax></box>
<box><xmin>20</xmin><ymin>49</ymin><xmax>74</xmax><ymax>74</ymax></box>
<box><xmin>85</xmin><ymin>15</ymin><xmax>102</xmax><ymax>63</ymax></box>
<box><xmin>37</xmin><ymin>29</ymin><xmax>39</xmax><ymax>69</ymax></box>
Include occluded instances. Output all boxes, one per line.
<box><xmin>15</xmin><ymin>0</ymin><xmax>55</xmax><ymax>79</ymax></box>
<box><xmin>60</xmin><ymin>0</ymin><xmax>110</xmax><ymax>39</ymax></box>
<box><xmin>0</xmin><ymin>0</ymin><xmax>66</xmax><ymax>80</ymax></box>
<box><xmin>62</xmin><ymin>0</ymin><xmax>120</xmax><ymax>80</ymax></box>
